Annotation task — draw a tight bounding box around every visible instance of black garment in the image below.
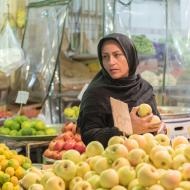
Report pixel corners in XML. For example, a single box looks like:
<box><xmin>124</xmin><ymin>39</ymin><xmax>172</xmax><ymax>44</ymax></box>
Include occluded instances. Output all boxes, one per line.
<box><xmin>77</xmin><ymin>33</ymin><xmax>160</xmax><ymax>147</ymax></box>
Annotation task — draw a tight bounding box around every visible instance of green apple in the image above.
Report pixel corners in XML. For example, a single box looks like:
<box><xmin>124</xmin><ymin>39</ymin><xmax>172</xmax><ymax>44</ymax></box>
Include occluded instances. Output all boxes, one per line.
<box><xmin>108</xmin><ymin>136</ymin><xmax>125</xmax><ymax>146</ymax></box>
<box><xmin>28</xmin><ymin>184</ymin><xmax>44</xmax><ymax>190</ymax></box>
<box><xmin>179</xmin><ymin>181</ymin><xmax>190</xmax><ymax>190</ymax></box>
<box><xmin>45</xmin><ymin>176</ymin><xmax>65</xmax><ymax>190</ymax></box>
<box><xmin>86</xmin><ymin>156</ymin><xmax>102</xmax><ymax>171</ymax></box>
<box><xmin>137</xmin><ymin>164</ymin><xmax>159</xmax><ymax>187</ymax></box>
<box><xmin>112</xmin><ymin>157</ymin><xmax>130</xmax><ymax>170</ymax></box>
<box><xmin>94</xmin><ymin>156</ymin><xmax>110</xmax><ymax>174</ymax></box>
<box><xmin>172</xmin><ymin>136</ymin><xmax>189</xmax><ymax>150</ymax></box>
<box><xmin>87</xmin><ymin>174</ymin><xmax>100</xmax><ymax>189</ymax></box>
<box><xmin>172</xmin><ymin>154</ymin><xmax>187</xmax><ymax>170</ymax></box>
<box><xmin>76</xmin><ymin>161</ymin><xmax>90</xmax><ymax>178</ymax></box>
<box><xmin>104</xmin><ymin>144</ymin><xmax>128</xmax><ymax>162</ymax></box>
<box><xmin>184</xmin><ymin>144</ymin><xmax>190</xmax><ymax>160</ymax></box>
<box><xmin>155</xmin><ymin>134</ymin><xmax>170</xmax><ymax>146</ymax></box>
<box><xmin>111</xmin><ymin>185</ymin><xmax>127</xmax><ymax>190</ymax></box>
<box><xmin>62</xmin><ymin>149</ymin><xmax>81</xmax><ymax>164</ymax></box>
<box><xmin>173</xmin><ymin>144</ymin><xmax>187</xmax><ymax>157</ymax></box>
<box><xmin>123</xmin><ymin>138</ymin><xmax>139</xmax><ymax>151</ymax></box>
<box><xmin>129</xmin><ymin>134</ymin><xmax>147</xmax><ymax>150</ymax></box>
<box><xmin>149</xmin><ymin>115</ymin><xmax>161</xmax><ymax>128</ymax></box>
<box><xmin>84</xmin><ymin>171</ymin><xmax>97</xmax><ymax>180</ymax></box>
<box><xmin>127</xmin><ymin>148</ymin><xmax>146</xmax><ymax>166</ymax></box>
<box><xmin>180</xmin><ymin>163</ymin><xmax>190</xmax><ymax>181</ymax></box>
<box><xmin>99</xmin><ymin>169</ymin><xmax>119</xmax><ymax>189</ymax></box>
<box><xmin>143</xmin><ymin>133</ymin><xmax>158</xmax><ymax>154</ymax></box>
<box><xmin>160</xmin><ymin>170</ymin><xmax>181</xmax><ymax>190</ymax></box>
<box><xmin>69</xmin><ymin>176</ymin><xmax>83</xmax><ymax>190</ymax></box>
<box><xmin>135</xmin><ymin>163</ymin><xmax>149</xmax><ymax>175</ymax></box>
<box><xmin>53</xmin><ymin>160</ymin><xmax>76</xmax><ymax>181</ymax></box>
<box><xmin>40</xmin><ymin>171</ymin><xmax>55</xmax><ymax>187</ymax></box>
<box><xmin>72</xmin><ymin>181</ymin><xmax>92</xmax><ymax>190</ymax></box>
<box><xmin>152</xmin><ymin>150</ymin><xmax>172</xmax><ymax>169</ymax></box>
<box><xmin>20</xmin><ymin>172</ymin><xmax>41</xmax><ymax>189</ymax></box>
<box><xmin>137</xmin><ymin>103</ymin><xmax>152</xmax><ymax>117</ymax></box>
<box><xmin>149</xmin><ymin>184</ymin><xmax>165</xmax><ymax>190</ymax></box>
<box><xmin>149</xmin><ymin>145</ymin><xmax>166</xmax><ymax>161</ymax></box>
<box><xmin>86</xmin><ymin>141</ymin><xmax>104</xmax><ymax>157</ymax></box>
<box><xmin>117</xmin><ymin>165</ymin><xmax>136</xmax><ymax>186</ymax></box>
<box><xmin>128</xmin><ymin>179</ymin><xmax>140</xmax><ymax>190</ymax></box>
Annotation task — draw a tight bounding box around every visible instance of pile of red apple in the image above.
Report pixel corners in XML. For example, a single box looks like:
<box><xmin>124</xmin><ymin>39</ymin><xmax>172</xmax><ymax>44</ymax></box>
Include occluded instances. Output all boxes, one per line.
<box><xmin>43</xmin><ymin>122</ymin><xmax>86</xmax><ymax>160</ymax></box>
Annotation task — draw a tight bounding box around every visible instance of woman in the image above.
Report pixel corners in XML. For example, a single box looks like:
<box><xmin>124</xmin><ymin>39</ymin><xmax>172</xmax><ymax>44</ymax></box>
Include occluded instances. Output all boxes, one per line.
<box><xmin>77</xmin><ymin>33</ymin><xmax>163</xmax><ymax>147</ymax></box>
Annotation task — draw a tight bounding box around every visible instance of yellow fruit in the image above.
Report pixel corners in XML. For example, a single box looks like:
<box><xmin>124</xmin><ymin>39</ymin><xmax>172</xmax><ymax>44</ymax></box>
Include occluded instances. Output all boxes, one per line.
<box><xmin>13</xmin><ymin>185</ymin><xmax>19</xmax><ymax>190</ymax></box>
<box><xmin>0</xmin><ymin>144</ymin><xmax>8</xmax><ymax>151</ymax></box>
<box><xmin>1</xmin><ymin>159</ymin><xmax>8</xmax><ymax>171</ymax></box>
<box><xmin>2</xmin><ymin>182</ymin><xmax>14</xmax><ymax>190</ymax></box>
<box><xmin>10</xmin><ymin>176</ymin><xmax>18</xmax><ymax>186</ymax></box>
<box><xmin>0</xmin><ymin>155</ymin><xmax>6</xmax><ymax>162</ymax></box>
<box><xmin>5</xmin><ymin>167</ymin><xmax>14</xmax><ymax>177</ymax></box>
<box><xmin>15</xmin><ymin>167</ymin><xmax>26</xmax><ymax>180</ymax></box>
<box><xmin>7</xmin><ymin>159</ymin><xmax>19</xmax><ymax>170</ymax></box>
<box><xmin>12</xmin><ymin>155</ymin><xmax>25</xmax><ymax>166</ymax></box>
<box><xmin>4</xmin><ymin>151</ymin><xmax>13</xmax><ymax>160</ymax></box>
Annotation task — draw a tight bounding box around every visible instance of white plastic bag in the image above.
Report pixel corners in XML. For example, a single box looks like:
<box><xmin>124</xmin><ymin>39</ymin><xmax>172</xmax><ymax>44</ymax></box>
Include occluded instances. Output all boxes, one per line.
<box><xmin>0</xmin><ymin>20</ymin><xmax>26</xmax><ymax>76</ymax></box>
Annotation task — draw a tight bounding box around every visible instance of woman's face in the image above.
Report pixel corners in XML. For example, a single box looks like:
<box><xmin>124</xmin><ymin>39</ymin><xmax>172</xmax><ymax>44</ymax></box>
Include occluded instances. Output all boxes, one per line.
<box><xmin>101</xmin><ymin>40</ymin><xmax>129</xmax><ymax>79</ymax></box>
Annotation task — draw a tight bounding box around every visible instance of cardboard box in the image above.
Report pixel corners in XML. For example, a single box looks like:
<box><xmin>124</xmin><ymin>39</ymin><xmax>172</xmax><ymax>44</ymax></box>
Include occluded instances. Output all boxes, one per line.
<box><xmin>164</xmin><ymin>117</ymin><xmax>190</xmax><ymax>141</ymax></box>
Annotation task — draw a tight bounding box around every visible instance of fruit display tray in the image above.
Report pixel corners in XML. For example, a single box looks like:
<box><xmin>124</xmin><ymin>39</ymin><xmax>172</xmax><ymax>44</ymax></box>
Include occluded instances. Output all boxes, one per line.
<box><xmin>43</xmin><ymin>155</ymin><xmax>57</xmax><ymax>164</ymax></box>
<box><xmin>0</xmin><ymin>134</ymin><xmax>57</xmax><ymax>141</ymax></box>
<box><xmin>158</xmin><ymin>106</ymin><xmax>190</xmax><ymax>119</ymax></box>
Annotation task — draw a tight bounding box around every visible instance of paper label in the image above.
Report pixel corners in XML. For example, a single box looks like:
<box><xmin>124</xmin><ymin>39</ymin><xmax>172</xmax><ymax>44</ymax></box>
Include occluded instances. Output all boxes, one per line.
<box><xmin>110</xmin><ymin>97</ymin><xmax>133</xmax><ymax>135</ymax></box>
<box><xmin>15</xmin><ymin>91</ymin><xmax>29</xmax><ymax>104</ymax></box>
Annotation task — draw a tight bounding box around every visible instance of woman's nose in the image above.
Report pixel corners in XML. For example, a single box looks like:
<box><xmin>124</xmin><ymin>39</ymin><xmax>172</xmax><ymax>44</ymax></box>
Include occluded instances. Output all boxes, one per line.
<box><xmin>108</xmin><ymin>55</ymin><xmax>116</xmax><ymax>65</ymax></box>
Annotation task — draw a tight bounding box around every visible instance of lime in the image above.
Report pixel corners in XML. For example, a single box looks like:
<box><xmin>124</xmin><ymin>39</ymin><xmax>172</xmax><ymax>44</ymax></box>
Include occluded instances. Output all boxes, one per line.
<box><xmin>33</xmin><ymin>120</ymin><xmax>46</xmax><ymax>130</ymax></box>
<box><xmin>20</xmin><ymin>128</ymin><xmax>33</xmax><ymax>136</ymax></box>
<box><xmin>45</xmin><ymin>128</ymin><xmax>57</xmax><ymax>135</ymax></box>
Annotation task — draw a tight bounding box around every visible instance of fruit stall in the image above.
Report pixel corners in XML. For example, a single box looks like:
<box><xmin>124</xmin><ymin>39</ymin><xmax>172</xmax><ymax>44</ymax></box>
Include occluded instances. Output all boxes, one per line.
<box><xmin>0</xmin><ymin>0</ymin><xmax>190</xmax><ymax>190</ymax></box>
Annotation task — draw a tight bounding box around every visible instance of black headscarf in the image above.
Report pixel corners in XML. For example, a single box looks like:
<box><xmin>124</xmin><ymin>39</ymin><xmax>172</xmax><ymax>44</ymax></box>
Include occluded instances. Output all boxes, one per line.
<box><xmin>80</xmin><ymin>33</ymin><xmax>159</xmax><ymax>116</ymax></box>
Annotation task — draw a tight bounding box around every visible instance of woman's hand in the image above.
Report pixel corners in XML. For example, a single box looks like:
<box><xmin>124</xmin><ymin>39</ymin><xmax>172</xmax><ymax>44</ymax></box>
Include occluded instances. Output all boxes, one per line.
<box><xmin>130</xmin><ymin>106</ymin><xmax>163</xmax><ymax>134</ymax></box>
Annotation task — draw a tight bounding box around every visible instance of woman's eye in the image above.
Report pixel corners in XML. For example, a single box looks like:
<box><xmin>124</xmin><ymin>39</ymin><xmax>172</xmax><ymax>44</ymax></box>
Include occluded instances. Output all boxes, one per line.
<box><xmin>102</xmin><ymin>55</ymin><xmax>108</xmax><ymax>59</ymax></box>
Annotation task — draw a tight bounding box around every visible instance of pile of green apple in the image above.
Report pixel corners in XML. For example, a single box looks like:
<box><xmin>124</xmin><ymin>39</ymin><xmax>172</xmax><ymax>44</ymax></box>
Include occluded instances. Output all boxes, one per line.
<box><xmin>20</xmin><ymin>133</ymin><xmax>190</xmax><ymax>190</ymax></box>
<box><xmin>63</xmin><ymin>106</ymin><xmax>80</xmax><ymax>121</ymax></box>
<box><xmin>0</xmin><ymin>116</ymin><xmax>57</xmax><ymax>136</ymax></box>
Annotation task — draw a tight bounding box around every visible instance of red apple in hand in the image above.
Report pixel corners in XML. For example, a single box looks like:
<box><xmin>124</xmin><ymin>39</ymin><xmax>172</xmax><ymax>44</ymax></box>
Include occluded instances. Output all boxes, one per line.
<box><xmin>63</xmin><ymin>139</ymin><xmax>76</xmax><ymax>150</ymax></box>
<box><xmin>74</xmin><ymin>141</ymin><xmax>86</xmax><ymax>153</ymax></box>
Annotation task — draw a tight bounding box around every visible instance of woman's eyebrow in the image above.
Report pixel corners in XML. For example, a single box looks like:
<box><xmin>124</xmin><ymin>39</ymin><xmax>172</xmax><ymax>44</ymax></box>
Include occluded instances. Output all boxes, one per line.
<box><xmin>102</xmin><ymin>50</ymin><xmax>122</xmax><ymax>54</ymax></box>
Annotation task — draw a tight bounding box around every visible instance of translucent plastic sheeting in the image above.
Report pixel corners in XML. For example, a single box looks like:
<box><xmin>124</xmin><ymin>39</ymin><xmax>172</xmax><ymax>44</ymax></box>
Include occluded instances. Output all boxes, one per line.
<box><xmin>0</xmin><ymin>21</ymin><xmax>26</xmax><ymax>76</ymax></box>
<box><xmin>104</xmin><ymin>0</ymin><xmax>190</xmax><ymax>106</ymax></box>
<box><xmin>21</xmin><ymin>0</ymin><xmax>69</xmax><ymax>102</ymax></box>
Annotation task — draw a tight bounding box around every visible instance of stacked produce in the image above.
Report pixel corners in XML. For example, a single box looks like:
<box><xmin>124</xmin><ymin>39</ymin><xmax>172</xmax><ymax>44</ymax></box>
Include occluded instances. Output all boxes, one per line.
<box><xmin>0</xmin><ymin>143</ymin><xmax>32</xmax><ymax>190</ymax></box>
<box><xmin>21</xmin><ymin>133</ymin><xmax>190</xmax><ymax>190</ymax></box>
<box><xmin>131</xmin><ymin>35</ymin><xmax>156</xmax><ymax>56</ymax></box>
<box><xmin>63</xmin><ymin>106</ymin><xmax>80</xmax><ymax>121</ymax></box>
<box><xmin>0</xmin><ymin>116</ymin><xmax>57</xmax><ymax>136</ymax></box>
<box><xmin>43</xmin><ymin>122</ymin><xmax>86</xmax><ymax>160</ymax></box>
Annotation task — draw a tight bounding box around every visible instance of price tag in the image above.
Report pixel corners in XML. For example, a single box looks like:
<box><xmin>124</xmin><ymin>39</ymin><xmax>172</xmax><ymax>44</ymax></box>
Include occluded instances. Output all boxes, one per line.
<box><xmin>77</xmin><ymin>83</ymin><xmax>89</xmax><ymax>100</ymax></box>
<box><xmin>15</xmin><ymin>91</ymin><xmax>29</xmax><ymax>104</ymax></box>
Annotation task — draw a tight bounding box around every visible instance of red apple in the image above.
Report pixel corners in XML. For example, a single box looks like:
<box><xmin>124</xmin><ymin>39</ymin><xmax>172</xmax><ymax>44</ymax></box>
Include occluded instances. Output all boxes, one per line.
<box><xmin>74</xmin><ymin>141</ymin><xmax>86</xmax><ymax>153</ymax></box>
<box><xmin>53</xmin><ymin>140</ymin><xmax>65</xmax><ymax>151</ymax></box>
<box><xmin>74</xmin><ymin>134</ymin><xmax>82</xmax><ymax>142</ymax></box>
<box><xmin>43</xmin><ymin>149</ymin><xmax>54</xmax><ymax>158</ymax></box>
<box><xmin>63</xmin><ymin>139</ymin><xmax>76</xmax><ymax>150</ymax></box>
<box><xmin>55</xmin><ymin>134</ymin><xmax>65</xmax><ymax>140</ymax></box>
<box><xmin>52</xmin><ymin>151</ymin><xmax>61</xmax><ymax>160</ymax></box>
<box><xmin>49</xmin><ymin>140</ymin><xmax>57</xmax><ymax>150</ymax></box>
<box><xmin>63</xmin><ymin>131</ymin><xmax>74</xmax><ymax>141</ymax></box>
<box><xmin>63</xmin><ymin>122</ymin><xmax>77</xmax><ymax>134</ymax></box>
